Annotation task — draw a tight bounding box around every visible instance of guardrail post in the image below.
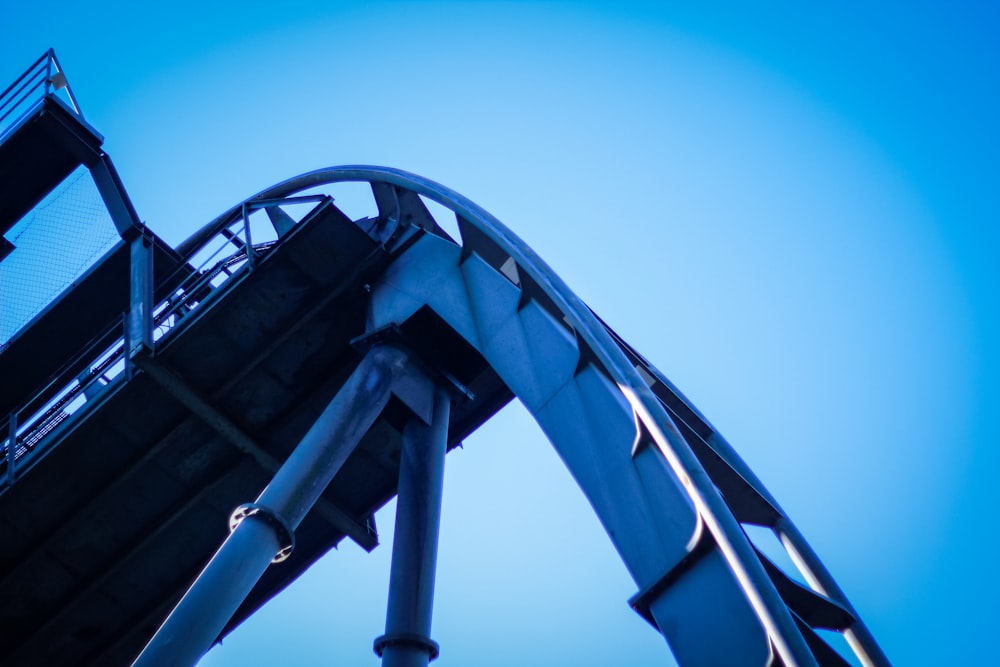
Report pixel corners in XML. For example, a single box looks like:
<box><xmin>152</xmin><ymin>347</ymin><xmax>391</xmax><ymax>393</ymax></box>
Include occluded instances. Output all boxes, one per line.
<box><xmin>6</xmin><ymin>411</ymin><xmax>17</xmax><ymax>486</ymax></box>
<box><xmin>43</xmin><ymin>52</ymin><xmax>52</xmax><ymax>96</ymax></box>
<box><xmin>128</xmin><ymin>233</ymin><xmax>154</xmax><ymax>358</ymax></box>
<box><xmin>242</xmin><ymin>204</ymin><xmax>256</xmax><ymax>269</ymax></box>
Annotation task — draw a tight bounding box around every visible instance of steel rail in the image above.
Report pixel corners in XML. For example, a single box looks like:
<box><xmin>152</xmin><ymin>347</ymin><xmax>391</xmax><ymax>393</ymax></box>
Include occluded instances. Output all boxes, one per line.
<box><xmin>178</xmin><ymin>165</ymin><xmax>889</xmax><ymax>666</ymax></box>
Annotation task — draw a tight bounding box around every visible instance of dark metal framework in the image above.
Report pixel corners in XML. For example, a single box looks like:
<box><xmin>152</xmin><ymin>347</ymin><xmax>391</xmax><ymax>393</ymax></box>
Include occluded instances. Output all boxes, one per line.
<box><xmin>0</xmin><ymin>52</ymin><xmax>890</xmax><ymax>667</ymax></box>
<box><xmin>175</xmin><ymin>165</ymin><xmax>890</xmax><ymax>667</ymax></box>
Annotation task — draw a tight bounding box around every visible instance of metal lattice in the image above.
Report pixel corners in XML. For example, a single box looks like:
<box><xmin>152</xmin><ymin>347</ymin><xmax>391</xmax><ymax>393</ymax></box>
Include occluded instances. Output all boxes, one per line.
<box><xmin>0</xmin><ymin>165</ymin><xmax>119</xmax><ymax>344</ymax></box>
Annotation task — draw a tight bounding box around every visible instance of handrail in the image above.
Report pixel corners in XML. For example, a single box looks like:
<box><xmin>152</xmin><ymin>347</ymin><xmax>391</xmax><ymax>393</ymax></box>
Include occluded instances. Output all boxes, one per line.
<box><xmin>0</xmin><ymin>198</ymin><xmax>305</xmax><ymax>490</ymax></box>
<box><xmin>0</xmin><ymin>50</ymin><xmax>50</xmax><ymax>113</ymax></box>
<box><xmin>0</xmin><ymin>49</ymin><xmax>83</xmax><ymax>143</ymax></box>
<box><xmin>175</xmin><ymin>165</ymin><xmax>890</xmax><ymax>666</ymax></box>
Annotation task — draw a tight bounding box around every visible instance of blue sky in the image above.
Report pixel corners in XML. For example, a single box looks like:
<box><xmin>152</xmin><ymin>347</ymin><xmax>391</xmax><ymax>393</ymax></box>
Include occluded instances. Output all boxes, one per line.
<box><xmin>3</xmin><ymin>2</ymin><xmax>998</xmax><ymax>664</ymax></box>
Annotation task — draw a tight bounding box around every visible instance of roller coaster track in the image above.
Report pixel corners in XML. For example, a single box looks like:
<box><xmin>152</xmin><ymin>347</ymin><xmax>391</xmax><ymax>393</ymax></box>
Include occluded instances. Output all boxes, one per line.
<box><xmin>168</xmin><ymin>165</ymin><xmax>888</xmax><ymax>666</ymax></box>
<box><xmin>0</xmin><ymin>52</ymin><xmax>889</xmax><ymax>666</ymax></box>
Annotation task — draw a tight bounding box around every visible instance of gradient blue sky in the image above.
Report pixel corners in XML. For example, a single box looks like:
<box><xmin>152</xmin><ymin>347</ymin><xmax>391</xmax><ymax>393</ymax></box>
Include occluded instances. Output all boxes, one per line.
<box><xmin>3</xmin><ymin>2</ymin><xmax>997</xmax><ymax>665</ymax></box>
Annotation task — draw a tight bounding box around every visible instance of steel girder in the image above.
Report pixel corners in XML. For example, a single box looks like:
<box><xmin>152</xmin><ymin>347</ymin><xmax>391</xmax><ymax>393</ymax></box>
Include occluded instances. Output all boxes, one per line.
<box><xmin>181</xmin><ymin>165</ymin><xmax>889</xmax><ymax>667</ymax></box>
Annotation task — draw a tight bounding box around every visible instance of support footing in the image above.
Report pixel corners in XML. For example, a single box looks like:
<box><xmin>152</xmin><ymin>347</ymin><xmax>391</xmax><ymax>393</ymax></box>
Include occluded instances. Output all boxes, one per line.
<box><xmin>373</xmin><ymin>633</ymin><xmax>440</xmax><ymax>661</ymax></box>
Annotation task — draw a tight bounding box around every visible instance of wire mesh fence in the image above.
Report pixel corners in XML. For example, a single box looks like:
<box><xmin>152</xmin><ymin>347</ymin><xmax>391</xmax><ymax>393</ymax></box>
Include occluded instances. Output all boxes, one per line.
<box><xmin>0</xmin><ymin>165</ymin><xmax>121</xmax><ymax>344</ymax></box>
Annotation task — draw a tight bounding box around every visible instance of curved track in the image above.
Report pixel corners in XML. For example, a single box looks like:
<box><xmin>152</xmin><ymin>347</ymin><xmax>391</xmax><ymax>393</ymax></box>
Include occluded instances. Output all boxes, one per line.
<box><xmin>180</xmin><ymin>166</ymin><xmax>889</xmax><ymax>667</ymax></box>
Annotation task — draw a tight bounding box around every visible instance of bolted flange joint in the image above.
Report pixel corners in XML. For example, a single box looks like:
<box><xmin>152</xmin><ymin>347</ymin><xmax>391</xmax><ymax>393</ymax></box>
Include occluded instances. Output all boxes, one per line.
<box><xmin>229</xmin><ymin>503</ymin><xmax>295</xmax><ymax>563</ymax></box>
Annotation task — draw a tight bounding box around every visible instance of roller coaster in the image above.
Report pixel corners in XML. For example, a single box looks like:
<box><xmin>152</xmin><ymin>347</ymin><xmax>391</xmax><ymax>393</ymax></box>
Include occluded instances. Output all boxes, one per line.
<box><xmin>0</xmin><ymin>51</ymin><xmax>890</xmax><ymax>666</ymax></box>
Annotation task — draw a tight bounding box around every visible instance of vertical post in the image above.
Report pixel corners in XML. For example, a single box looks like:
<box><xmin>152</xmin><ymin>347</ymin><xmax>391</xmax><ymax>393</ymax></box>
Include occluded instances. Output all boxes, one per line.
<box><xmin>43</xmin><ymin>52</ymin><xmax>52</xmax><ymax>96</ymax></box>
<box><xmin>123</xmin><ymin>313</ymin><xmax>134</xmax><ymax>380</ymax></box>
<box><xmin>128</xmin><ymin>233</ymin><xmax>154</xmax><ymax>358</ymax></box>
<box><xmin>5</xmin><ymin>411</ymin><xmax>16</xmax><ymax>487</ymax></box>
<box><xmin>375</xmin><ymin>386</ymin><xmax>451</xmax><ymax>667</ymax></box>
<box><xmin>242</xmin><ymin>204</ymin><xmax>255</xmax><ymax>269</ymax></box>
<box><xmin>132</xmin><ymin>345</ymin><xmax>411</xmax><ymax>667</ymax></box>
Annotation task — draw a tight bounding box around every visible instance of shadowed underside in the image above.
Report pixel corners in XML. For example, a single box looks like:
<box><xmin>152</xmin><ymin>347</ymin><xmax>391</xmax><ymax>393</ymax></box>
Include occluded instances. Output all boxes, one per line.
<box><xmin>0</xmin><ymin>56</ymin><xmax>887</xmax><ymax>667</ymax></box>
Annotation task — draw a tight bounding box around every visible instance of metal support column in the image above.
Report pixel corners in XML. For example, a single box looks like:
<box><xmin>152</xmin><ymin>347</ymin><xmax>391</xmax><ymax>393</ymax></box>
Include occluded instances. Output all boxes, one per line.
<box><xmin>132</xmin><ymin>345</ymin><xmax>412</xmax><ymax>667</ymax></box>
<box><xmin>375</xmin><ymin>385</ymin><xmax>451</xmax><ymax>667</ymax></box>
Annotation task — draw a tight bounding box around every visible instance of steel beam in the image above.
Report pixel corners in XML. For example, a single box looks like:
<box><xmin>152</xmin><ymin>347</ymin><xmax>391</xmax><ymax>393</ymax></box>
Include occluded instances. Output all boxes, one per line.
<box><xmin>133</xmin><ymin>354</ymin><xmax>377</xmax><ymax>550</ymax></box>
<box><xmin>89</xmin><ymin>154</ymin><xmax>142</xmax><ymax>237</ymax></box>
<box><xmin>375</xmin><ymin>386</ymin><xmax>451</xmax><ymax>667</ymax></box>
<box><xmin>132</xmin><ymin>345</ymin><xmax>412</xmax><ymax>667</ymax></box>
<box><xmin>5</xmin><ymin>471</ymin><xmax>239</xmax><ymax>666</ymax></box>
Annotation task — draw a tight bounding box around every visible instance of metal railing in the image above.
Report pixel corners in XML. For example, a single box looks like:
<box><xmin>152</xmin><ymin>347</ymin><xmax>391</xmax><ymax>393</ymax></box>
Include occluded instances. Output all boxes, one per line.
<box><xmin>1</xmin><ymin>195</ymin><xmax>330</xmax><ymax>491</ymax></box>
<box><xmin>0</xmin><ymin>49</ymin><xmax>83</xmax><ymax>145</ymax></box>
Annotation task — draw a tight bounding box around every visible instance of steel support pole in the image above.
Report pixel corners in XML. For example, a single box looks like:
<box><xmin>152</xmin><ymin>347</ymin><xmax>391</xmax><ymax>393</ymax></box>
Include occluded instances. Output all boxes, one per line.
<box><xmin>375</xmin><ymin>385</ymin><xmax>451</xmax><ymax>667</ymax></box>
<box><xmin>132</xmin><ymin>345</ymin><xmax>411</xmax><ymax>667</ymax></box>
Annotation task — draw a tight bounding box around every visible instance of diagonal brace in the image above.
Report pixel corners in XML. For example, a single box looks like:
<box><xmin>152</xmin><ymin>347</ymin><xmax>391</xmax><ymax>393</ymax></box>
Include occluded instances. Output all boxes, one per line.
<box><xmin>133</xmin><ymin>353</ymin><xmax>377</xmax><ymax>550</ymax></box>
<box><xmin>132</xmin><ymin>345</ymin><xmax>419</xmax><ymax>667</ymax></box>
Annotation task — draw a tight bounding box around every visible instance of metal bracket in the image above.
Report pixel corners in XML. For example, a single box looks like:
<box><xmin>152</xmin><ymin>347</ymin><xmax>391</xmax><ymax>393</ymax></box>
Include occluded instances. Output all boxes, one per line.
<box><xmin>351</xmin><ymin>325</ymin><xmax>475</xmax><ymax>402</ymax></box>
<box><xmin>628</xmin><ymin>525</ymin><xmax>715</xmax><ymax>630</ymax></box>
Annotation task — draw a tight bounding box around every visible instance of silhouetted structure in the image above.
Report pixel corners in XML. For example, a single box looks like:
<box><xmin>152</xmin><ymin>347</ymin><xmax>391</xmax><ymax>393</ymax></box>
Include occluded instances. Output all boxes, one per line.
<box><xmin>0</xmin><ymin>52</ymin><xmax>888</xmax><ymax>667</ymax></box>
